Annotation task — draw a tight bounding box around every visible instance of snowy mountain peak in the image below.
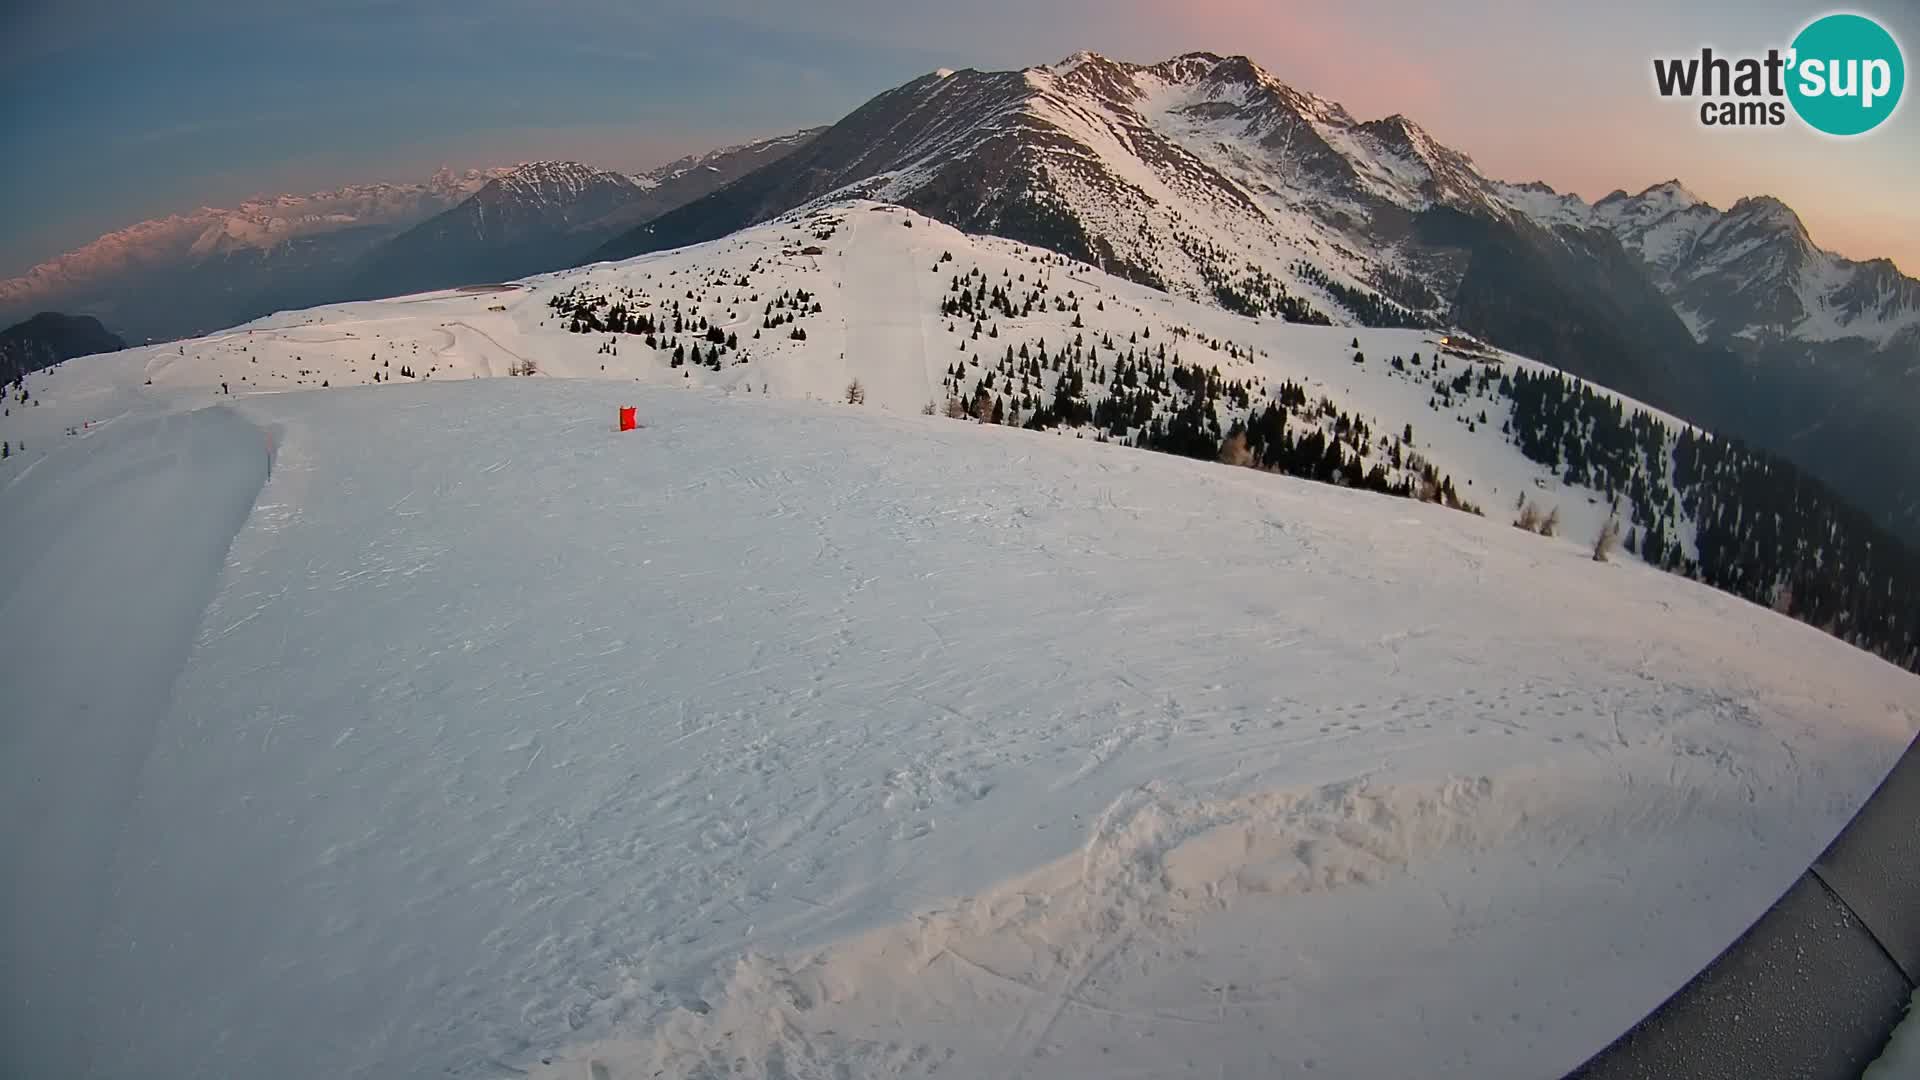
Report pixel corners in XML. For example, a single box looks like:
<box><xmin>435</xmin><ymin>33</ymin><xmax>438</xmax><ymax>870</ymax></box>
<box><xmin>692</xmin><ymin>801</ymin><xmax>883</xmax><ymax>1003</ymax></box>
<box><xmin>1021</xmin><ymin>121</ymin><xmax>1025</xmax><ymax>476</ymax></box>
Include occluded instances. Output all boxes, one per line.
<box><xmin>1615</xmin><ymin>178</ymin><xmax>1700</xmax><ymax>207</ymax></box>
<box><xmin>1530</xmin><ymin>176</ymin><xmax>1920</xmax><ymax>355</ymax></box>
<box><xmin>1597</xmin><ymin>186</ymin><xmax>1920</xmax><ymax>355</ymax></box>
<box><xmin>1578</xmin><ymin>181</ymin><xmax>1727</xmax><ymax>284</ymax></box>
<box><xmin>485</xmin><ymin>161</ymin><xmax>642</xmax><ymax>204</ymax></box>
<box><xmin>503</xmin><ymin>160</ymin><xmax>623</xmax><ymax>181</ymax></box>
<box><xmin>1176</xmin><ymin>51</ymin><xmax>1266</xmax><ymax>86</ymax></box>
<box><xmin>1140</xmin><ymin>51</ymin><xmax>1281</xmax><ymax>93</ymax></box>
<box><xmin>1725</xmin><ymin>194</ymin><xmax>1809</xmax><ymax>237</ymax></box>
<box><xmin>1044</xmin><ymin>49</ymin><xmax>1113</xmax><ymax>76</ymax></box>
<box><xmin>1592</xmin><ymin>179</ymin><xmax>1706</xmax><ymax>228</ymax></box>
<box><xmin>1356</xmin><ymin>113</ymin><xmax>1478</xmax><ymax>176</ymax></box>
<box><xmin>603</xmin><ymin>49</ymin><xmax>1582</xmax><ymax>327</ymax></box>
<box><xmin>1644</xmin><ymin>178</ymin><xmax>1697</xmax><ymax>200</ymax></box>
<box><xmin>427</xmin><ymin>165</ymin><xmax>503</xmax><ymax>199</ymax></box>
<box><xmin>590</xmin><ymin>45</ymin><xmax>1920</xmax><ymax>512</ymax></box>
<box><xmin>1687</xmin><ymin>197</ymin><xmax>1815</xmax><ymax>283</ymax></box>
<box><xmin>1030</xmin><ymin>49</ymin><xmax>1143</xmax><ymax>100</ymax></box>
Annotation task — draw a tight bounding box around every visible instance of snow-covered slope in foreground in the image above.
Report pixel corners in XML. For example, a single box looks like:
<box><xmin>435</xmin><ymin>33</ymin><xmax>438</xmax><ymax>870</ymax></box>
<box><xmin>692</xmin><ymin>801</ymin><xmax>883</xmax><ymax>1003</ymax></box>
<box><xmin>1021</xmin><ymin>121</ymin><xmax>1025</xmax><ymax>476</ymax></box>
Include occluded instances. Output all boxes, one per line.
<box><xmin>2</xmin><ymin>372</ymin><xmax>1916</xmax><ymax>1079</ymax></box>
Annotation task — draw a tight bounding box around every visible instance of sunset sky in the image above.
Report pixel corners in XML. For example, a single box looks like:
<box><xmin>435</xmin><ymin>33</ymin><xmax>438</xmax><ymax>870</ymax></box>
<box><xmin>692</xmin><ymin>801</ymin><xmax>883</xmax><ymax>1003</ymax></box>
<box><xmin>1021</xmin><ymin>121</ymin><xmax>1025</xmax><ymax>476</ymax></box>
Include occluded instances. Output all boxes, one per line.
<box><xmin>3</xmin><ymin>0</ymin><xmax>1915</xmax><ymax>276</ymax></box>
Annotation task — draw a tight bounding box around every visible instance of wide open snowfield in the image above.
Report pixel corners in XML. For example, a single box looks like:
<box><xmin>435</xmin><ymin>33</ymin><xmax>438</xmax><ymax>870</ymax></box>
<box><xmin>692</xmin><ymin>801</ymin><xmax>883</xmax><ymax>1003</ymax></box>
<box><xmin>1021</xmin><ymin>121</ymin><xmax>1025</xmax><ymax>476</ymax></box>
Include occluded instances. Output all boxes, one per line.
<box><xmin>2</xmin><ymin>374</ymin><xmax>1914</xmax><ymax>1080</ymax></box>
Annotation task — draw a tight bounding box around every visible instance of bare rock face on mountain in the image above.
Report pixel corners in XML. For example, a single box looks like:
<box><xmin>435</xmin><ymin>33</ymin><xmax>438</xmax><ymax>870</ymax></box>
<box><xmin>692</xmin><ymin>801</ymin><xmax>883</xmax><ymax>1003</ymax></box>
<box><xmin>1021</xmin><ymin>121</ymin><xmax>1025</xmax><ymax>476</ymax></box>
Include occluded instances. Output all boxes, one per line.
<box><xmin>0</xmin><ymin>312</ymin><xmax>126</xmax><ymax>387</ymax></box>
<box><xmin>596</xmin><ymin>51</ymin><xmax>1920</xmax><ymax>541</ymax></box>
<box><xmin>1586</xmin><ymin>181</ymin><xmax>1920</xmax><ymax>540</ymax></box>
<box><xmin>1595</xmin><ymin>183</ymin><xmax>1919</xmax><ymax>353</ymax></box>
<box><xmin>348</xmin><ymin>130</ymin><xmax>821</xmax><ymax>300</ymax></box>
<box><xmin>600</xmin><ymin>53</ymin><xmax>1622</xmax><ymax>320</ymax></box>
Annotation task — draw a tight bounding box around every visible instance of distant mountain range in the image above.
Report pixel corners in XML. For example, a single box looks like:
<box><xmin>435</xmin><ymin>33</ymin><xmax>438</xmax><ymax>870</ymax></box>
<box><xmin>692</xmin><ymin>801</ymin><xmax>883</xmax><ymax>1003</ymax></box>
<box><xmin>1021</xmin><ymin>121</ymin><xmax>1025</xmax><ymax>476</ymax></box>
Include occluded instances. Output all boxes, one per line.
<box><xmin>0</xmin><ymin>312</ymin><xmax>125</xmax><ymax>388</ymax></box>
<box><xmin>1590</xmin><ymin>182</ymin><xmax>1919</xmax><ymax>351</ymax></box>
<box><xmin>345</xmin><ymin>130</ymin><xmax>821</xmax><ymax>301</ymax></box>
<box><xmin>0</xmin><ymin>131</ymin><xmax>819</xmax><ymax>344</ymax></box>
<box><xmin>5</xmin><ymin>52</ymin><xmax>1914</xmax><ymax>539</ymax></box>
<box><xmin>0</xmin><ymin>170</ymin><xmax>506</xmax><ymax>343</ymax></box>
<box><xmin>590</xmin><ymin>51</ymin><xmax>1920</xmax><ymax>543</ymax></box>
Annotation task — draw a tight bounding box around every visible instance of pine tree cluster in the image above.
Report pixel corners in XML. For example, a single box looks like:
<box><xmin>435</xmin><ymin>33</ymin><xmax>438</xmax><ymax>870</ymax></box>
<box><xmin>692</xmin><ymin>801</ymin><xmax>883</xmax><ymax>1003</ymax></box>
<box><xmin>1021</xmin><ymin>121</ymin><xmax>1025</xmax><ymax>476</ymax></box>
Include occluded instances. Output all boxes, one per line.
<box><xmin>1503</xmin><ymin>366</ymin><xmax>1919</xmax><ymax>671</ymax></box>
<box><xmin>1290</xmin><ymin>261</ymin><xmax>1435</xmax><ymax>329</ymax></box>
<box><xmin>544</xmin><ymin>277</ymin><xmax>799</xmax><ymax>373</ymax></box>
<box><xmin>929</xmin><ymin>269</ymin><xmax>1467</xmax><ymax>513</ymax></box>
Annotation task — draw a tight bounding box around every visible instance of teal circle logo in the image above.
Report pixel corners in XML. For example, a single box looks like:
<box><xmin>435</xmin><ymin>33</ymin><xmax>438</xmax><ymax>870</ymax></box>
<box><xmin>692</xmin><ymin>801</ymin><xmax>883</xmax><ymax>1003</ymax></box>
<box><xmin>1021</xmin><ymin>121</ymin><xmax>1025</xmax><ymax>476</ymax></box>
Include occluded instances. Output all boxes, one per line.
<box><xmin>1787</xmin><ymin>13</ymin><xmax>1905</xmax><ymax>135</ymax></box>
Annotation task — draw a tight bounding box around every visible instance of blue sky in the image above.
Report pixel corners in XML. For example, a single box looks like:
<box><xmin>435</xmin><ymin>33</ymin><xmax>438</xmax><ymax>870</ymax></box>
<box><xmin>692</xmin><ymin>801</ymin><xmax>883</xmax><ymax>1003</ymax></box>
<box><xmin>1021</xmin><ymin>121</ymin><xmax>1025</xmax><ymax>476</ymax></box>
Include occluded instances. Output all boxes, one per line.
<box><xmin>4</xmin><ymin>0</ymin><xmax>1916</xmax><ymax>276</ymax></box>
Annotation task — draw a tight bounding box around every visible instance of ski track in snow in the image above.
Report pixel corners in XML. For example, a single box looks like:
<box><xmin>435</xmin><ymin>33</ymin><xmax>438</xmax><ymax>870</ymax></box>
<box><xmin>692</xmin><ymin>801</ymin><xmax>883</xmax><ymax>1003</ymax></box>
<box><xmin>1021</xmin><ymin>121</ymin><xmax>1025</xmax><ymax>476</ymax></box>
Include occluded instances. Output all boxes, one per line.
<box><xmin>0</xmin><ymin>374</ymin><xmax>1912</xmax><ymax>1080</ymax></box>
<box><xmin>834</xmin><ymin>209</ymin><xmax>936</xmax><ymax>411</ymax></box>
<box><xmin>0</xmin><ymin>405</ymin><xmax>270</xmax><ymax>1077</ymax></box>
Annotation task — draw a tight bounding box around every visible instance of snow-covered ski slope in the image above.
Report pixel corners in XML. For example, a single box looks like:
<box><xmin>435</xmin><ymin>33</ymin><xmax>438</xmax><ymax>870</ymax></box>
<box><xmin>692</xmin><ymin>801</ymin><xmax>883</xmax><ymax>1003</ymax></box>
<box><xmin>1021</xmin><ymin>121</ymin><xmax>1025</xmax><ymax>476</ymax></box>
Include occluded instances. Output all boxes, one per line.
<box><xmin>5</xmin><ymin>201</ymin><xmax>1700</xmax><ymax>566</ymax></box>
<box><xmin>1</xmin><ymin>204</ymin><xmax>1915</xmax><ymax>1080</ymax></box>
<box><xmin>3</xmin><ymin>375</ymin><xmax>1914</xmax><ymax>1080</ymax></box>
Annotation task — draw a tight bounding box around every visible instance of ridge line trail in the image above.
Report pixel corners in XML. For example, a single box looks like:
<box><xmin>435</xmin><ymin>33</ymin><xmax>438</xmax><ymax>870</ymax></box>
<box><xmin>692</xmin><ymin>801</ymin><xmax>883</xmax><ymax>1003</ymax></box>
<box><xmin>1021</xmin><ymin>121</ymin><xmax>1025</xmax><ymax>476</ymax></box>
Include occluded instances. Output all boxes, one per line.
<box><xmin>836</xmin><ymin>210</ymin><xmax>936</xmax><ymax>410</ymax></box>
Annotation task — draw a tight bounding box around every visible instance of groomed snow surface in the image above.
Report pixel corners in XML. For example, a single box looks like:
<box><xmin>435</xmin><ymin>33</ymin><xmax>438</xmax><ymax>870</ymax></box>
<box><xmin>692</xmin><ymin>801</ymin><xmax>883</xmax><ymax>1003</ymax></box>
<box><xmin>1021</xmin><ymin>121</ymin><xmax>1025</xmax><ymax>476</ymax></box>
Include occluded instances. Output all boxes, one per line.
<box><xmin>2</xmin><ymin>371</ymin><xmax>1916</xmax><ymax>1080</ymax></box>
